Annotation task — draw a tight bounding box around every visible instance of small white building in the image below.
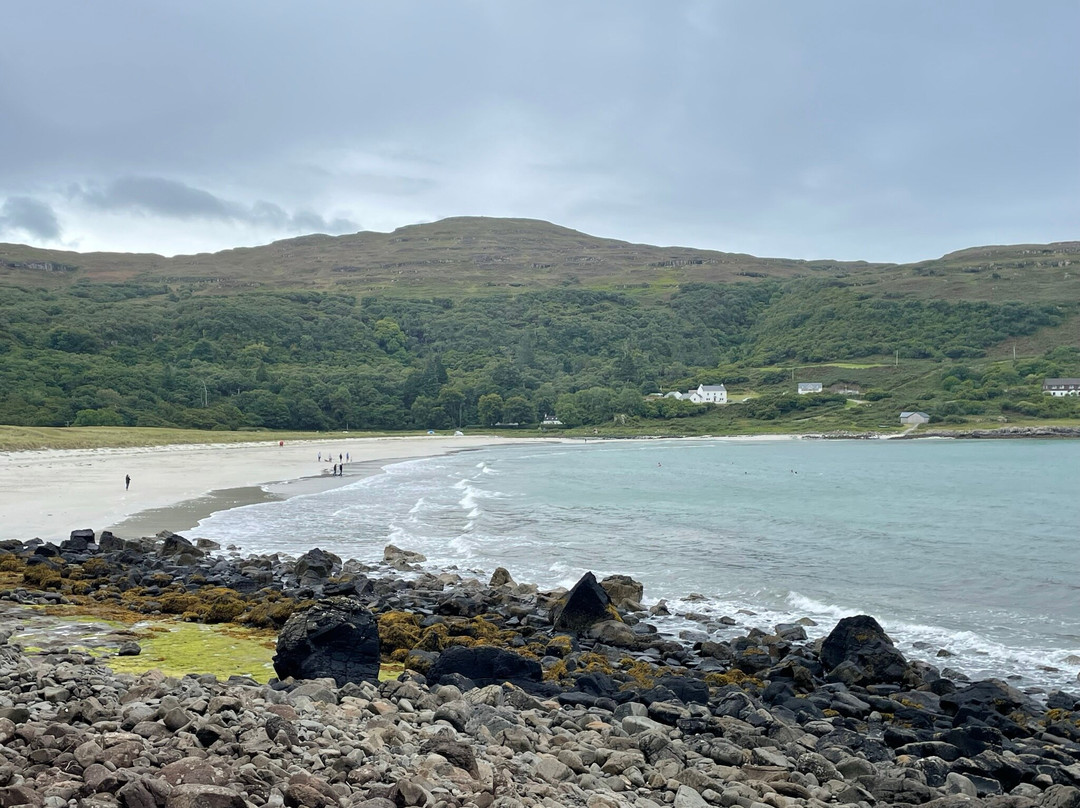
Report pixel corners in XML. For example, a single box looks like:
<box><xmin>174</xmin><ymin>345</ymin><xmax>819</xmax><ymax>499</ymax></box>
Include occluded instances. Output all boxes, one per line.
<box><xmin>899</xmin><ymin>411</ymin><xmax>930</xmax><ymax>425</ymax></box>
<box><xmin>688</xmin><ymin>384</ymin><xmax>727</xmax><ymax>404</ymax></box>
<box><xmin>1043</xmin><ymin>378</ymin><xmax>1080</xmax><ymax>397</ymax></box>
<box><xmin>797</xmin><ymin>382</ymin><xmax>823</xmax><ymax>395</ymax></box>
<box><xmin>540</xmin><ymin>414</ymin><xmax>563</xmax><ymax>426</ymax></box>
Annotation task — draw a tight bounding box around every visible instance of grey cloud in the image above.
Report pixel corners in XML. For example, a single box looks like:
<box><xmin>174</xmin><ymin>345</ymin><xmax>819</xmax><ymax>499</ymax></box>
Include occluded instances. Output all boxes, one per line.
<box><xmin>78</xmin><ymin>177</ymin><xmax>233</xmax><ymax>219</ymax></box>
<box><xmin>72</xmin><ymin>177</ymin><xmax>357</xmax><ymax>235</ymax></box>
<box><xmin>0</xmin><ymin>2</ymin><xmax>1076</xmax><ymax>259</ymax></box>
<box><xmin>0</xmin><ymin>196</ymin><xmax>62</xmax><ymax>241</ymax></box>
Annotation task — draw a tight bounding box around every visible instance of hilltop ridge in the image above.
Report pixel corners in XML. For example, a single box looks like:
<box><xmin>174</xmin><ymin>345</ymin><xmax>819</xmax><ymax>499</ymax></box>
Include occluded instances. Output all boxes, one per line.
<box><xmin>8</xmin><ymin>215</ymin><xmax>1074</xmax><ymax>302</ymax></box>
<box><xmin>0</xmin><ymin>216</ymin><xmax>884</xmax><ymax>295</ymax></box>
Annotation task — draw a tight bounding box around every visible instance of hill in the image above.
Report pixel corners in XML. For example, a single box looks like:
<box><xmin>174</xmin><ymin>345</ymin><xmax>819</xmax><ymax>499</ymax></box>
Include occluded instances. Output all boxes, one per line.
<box><xmin>0</xmin><ymin>216</ymin><xmax>885</xmax><ymax>295</ymax></box>
<box><xmin>2</xmin><ymin>216</ymin><xmax>1077</xmax><ymax>304</ymax></box>
<box><xmin>0</xmin><ymin>217</ymin><xmax>1077</xmax><ymax>434</ymax></box>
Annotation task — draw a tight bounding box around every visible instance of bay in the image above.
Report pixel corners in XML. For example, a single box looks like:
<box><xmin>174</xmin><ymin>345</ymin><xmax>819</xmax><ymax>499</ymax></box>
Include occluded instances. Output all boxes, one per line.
<box><xmin>194</xmin><ymin>437</ymin><xmax>1080</xmax><ymax>691</ymax></box>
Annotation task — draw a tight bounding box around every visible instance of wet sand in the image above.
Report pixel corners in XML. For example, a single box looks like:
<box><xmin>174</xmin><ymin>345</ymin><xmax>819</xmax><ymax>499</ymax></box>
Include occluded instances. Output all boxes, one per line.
<box><xmin>0</xmin><ymin>435</ymin><xmax>548</xmax><ymax>543</ymax></box>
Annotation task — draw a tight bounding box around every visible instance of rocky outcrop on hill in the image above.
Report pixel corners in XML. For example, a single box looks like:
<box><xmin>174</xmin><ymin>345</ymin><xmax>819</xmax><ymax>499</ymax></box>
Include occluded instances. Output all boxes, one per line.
<box><xmin>1</xmin><ymin>531</ymin><xmax>1079</xmax><ymax>808</ymax></box>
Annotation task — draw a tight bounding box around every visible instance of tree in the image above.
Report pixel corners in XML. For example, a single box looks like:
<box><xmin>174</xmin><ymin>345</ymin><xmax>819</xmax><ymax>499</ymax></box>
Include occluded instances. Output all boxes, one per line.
<box><xmin>437</xmin><ymin>386</ymin><xmax>466</xmax><ymax>427</ymax></box>
<box><xmin>613</xmin><ymin>388</ymin><xmax>646</xmax><ymax>417</ymax></box>
<box><xmin>48</xmin><ymin>327</ymin><xmax>102</xmax><ymax>354</ymax></box>
<box><xmin>503</xmin><ymin>395</ymin><xmax>534</xmax><ymax>425</ymax></box>
<box><xmin>374</xmin><ymin>318</ymin><xmax>406</xmax><ymax>354</ymax></box>
<box><xmin>328</xmin><ymin>385</ymin><xmax>354</xmax><ymax>425</ymax></box>
<box><xmin>577</xmin><ymin>386</ymin><xmax>615</xmax><ymax>424</ymax></box>
<box><xmin>554</xmin><ymin>393</ymin><xmax>584</xmax><ymax>427</ymax></box>
<box><xmin>290</xmin><ymin>397</ymin><xmax>327</xmax><ymax>431</ymax></box>
<box><xmin>477</xmin><ymin>393</ymin><xmax>504</xmax><ymax>426</ymax></box>
<box><xmin>73</xmin><ymin>407</ymin><xmax>125</xmax><ymax>426</ymax></box>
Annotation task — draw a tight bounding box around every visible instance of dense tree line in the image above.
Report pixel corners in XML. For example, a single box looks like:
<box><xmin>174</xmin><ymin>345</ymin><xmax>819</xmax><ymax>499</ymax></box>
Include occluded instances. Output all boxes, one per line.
<box><xmin>0</xmin><ymin>278</ymin><xmax>1074</xmax><ymax>431</ymax></box>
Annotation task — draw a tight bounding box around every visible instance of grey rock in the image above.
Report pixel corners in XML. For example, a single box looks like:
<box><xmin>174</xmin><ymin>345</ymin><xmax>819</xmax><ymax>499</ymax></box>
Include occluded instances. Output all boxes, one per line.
<box><xmin>165</xmin><ymin>785</ymin><xmax>246</xmax><ymax>808</ymax></box>
<box><xmin>672</xmin><ymin>785</ymin><xmax>709</xmax><ymax>808</ymax></box>
<box><xmin>944</xmin><ymin>772</ymin><xmax>978</xmax><ymax>798</ymax></box>
<box><xmin>1041</xmin><ymin>786</ymin><xmax>1080</xmax><ymax>808</ymax></box>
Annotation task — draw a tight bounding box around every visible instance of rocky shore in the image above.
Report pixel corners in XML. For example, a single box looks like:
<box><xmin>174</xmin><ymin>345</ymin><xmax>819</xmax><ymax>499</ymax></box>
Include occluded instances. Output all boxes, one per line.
<box><xmin>810</xmin><ymin>426</ymin><xmax>1080</xmax><ymax>441</ymax></box>
<box><xmin>0</xmin><ymin>531</ymin><xmax>1078</xmax><ymax>808</ymax></box>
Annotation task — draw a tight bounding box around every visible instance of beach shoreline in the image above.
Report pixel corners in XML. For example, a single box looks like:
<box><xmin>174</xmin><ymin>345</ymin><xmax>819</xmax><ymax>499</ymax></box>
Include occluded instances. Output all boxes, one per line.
<box><xmin>0</xmin><ymin>432</ymin><xmax>814</xmax><ymax>544</ymax></box>
<box><xmin>0</xmin><ymin>435</ymin><xmax>556</xmax><ymax>543</ymax></box>
<box><xmin>3</xmin><ymin>425</ymin><xmax>1074</xmax><ymax>544</ymax></box>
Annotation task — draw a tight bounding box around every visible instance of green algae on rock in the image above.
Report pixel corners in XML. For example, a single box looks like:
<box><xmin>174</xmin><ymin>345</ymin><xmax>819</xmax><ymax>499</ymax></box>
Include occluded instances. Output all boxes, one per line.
<box><xmin>105</xmin><ymin>622</ymin><xmax>277</xmax><ymax>682</ymax></box>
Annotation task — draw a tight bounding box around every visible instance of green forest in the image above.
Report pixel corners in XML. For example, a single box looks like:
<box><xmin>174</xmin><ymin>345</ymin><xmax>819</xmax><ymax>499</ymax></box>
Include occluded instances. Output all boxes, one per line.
<box><xmin>2</xmin><ymin>270</ymin><xmax>1078</xmax><ymax>434</ymax></box>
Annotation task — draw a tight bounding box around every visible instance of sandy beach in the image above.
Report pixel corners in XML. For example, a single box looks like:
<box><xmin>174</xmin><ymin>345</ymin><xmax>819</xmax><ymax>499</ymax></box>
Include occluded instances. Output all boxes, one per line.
<box><xmin>0</xmin><ymin>434</ymin><xmax>543</xmax><ymax>543</ymax></box>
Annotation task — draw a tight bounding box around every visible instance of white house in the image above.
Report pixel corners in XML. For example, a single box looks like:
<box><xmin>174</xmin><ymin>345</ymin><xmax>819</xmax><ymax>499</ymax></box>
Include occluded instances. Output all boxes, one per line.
<box><xmin>1042</xmin><ymin>378</ymin><xmax>1080</xmax><ymax>397</ymax></box>
<box><xmin>540</xmin><ymin>414</ymin><xmax>563</xmax><ymax>426</ymax></box>
<box><xmin>688</xmin><ymin>384</ymin><xmax>727</xmax><ymax>404</ymax></box>
<box><xmin>797</xmin><ymin>382</ymin><xmax>823</xmax><ymax>395</ymax></box>
<box><xmin>899</xmin><ymin>411</ymin><xmax>930</xmax><ymax>425</ymax></box>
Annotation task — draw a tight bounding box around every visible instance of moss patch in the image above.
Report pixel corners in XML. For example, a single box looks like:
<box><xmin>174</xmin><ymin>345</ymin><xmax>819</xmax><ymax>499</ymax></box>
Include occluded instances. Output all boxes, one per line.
<box><xmin>105</xmin><ymin>622</ymin><xmax>277</xmax><ymax>682</ymax></box>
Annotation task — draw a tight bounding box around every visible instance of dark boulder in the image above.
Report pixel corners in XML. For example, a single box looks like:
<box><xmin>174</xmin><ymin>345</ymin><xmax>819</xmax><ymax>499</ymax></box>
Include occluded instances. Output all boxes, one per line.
<box><xmin>62</xmin><ymin>529</ymin><xmax>96</xmax><ymax>553</ymax></box>
<box><xmin>294</xmin><ymin>548</ymin><xmax>340</xmax><ymax>583</ymax></box>
<box><xmin>427</xmin><ymin>645</ymin><xmax>541</xmax><ymax>688</ymax></box>
<box><xmin>420</xmin><ymin>739</ymin><xmax>479</xmax><ymax>779</ymax></box>
<box><xmin>941</xmin><ymin>679</ymin><xmax>1031</xmax><ymax>717</ymax></box>
<box><xmin>574</xmin><ymin>672</ymin><xmax>620</xmax><ymax>699</ymax></box>
<box><xmin>820</xmin><ymin>614</ymin><xmax>909</xmax><ymax>685</ymax></box>
<box><xmin>657</xmin><ymin>675</ymin><xmax>710</xmax><ymax>705</ymax></box>
<box><xmin>159</xmin><ymin>531</ymin><xmax>205</xmax><ymax>563</ymax></box>
<box><xmin>1046</xmin><ymin>690</ymin><xmax>1079</xmax><ymax>711</ymax></box>
<box><xmin>551</xmin><ymin>571</ymin><xmax>617</xmax><ymax>632</ymax></box>
<box><xmin>273</xmin><ymin>597</ymin><xmax>380</xmax><ymax>686</ymax></box>
<box><xmin>98</xmin><ymin>531</ymin><xmax>126</xmax><ymax>552</ymax></box>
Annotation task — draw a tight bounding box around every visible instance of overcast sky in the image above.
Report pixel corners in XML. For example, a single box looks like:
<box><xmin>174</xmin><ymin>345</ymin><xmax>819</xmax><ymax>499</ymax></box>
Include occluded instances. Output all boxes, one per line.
<box><xmin>1</xmin><ymin>1</ymin><xmax>1077</xmax><ymax>262</ymax></box>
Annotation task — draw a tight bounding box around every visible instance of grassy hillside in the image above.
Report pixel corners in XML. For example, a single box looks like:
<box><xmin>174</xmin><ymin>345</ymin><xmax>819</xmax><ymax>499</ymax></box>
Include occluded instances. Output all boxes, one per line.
<box><xmin>0</xmin><ymin>218</ymin><xmax>1077</xmax><ymax>435</ymax></box>
<box><xmin>0</xmin><ymin>217</ymin><xmax>882</xmax><ymax>296</ymax></box>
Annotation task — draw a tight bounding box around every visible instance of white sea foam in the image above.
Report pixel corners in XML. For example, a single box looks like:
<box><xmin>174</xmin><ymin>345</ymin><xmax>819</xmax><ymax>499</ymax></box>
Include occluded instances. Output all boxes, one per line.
<box><xmin>190</xmin><ymin>439</ymin><xmax>1080</xmax><ymax>692</ymax></box>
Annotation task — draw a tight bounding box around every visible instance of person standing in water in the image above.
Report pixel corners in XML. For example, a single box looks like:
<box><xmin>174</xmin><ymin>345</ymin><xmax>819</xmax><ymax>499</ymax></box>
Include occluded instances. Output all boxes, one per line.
<box><xmin>125</xmin><ymin>474</ymin><xmax>131</xmax><ymax>490</ymax></box>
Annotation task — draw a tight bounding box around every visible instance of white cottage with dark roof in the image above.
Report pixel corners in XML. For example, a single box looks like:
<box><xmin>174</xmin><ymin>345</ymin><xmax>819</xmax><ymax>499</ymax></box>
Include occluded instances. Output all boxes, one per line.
<box><xmin>689</xmin><ymin>384</ymin><xmax>727</xmax><ymax>404</ymax></box>
<box><xmin>1042</xmin><ymin>378</ymin><xmax>1080</xmax><ymax>397</ymax></box>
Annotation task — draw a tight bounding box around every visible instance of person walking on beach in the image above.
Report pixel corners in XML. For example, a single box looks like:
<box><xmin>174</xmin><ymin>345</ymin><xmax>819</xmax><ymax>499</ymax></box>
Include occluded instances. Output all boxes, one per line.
<box><xmin>125</xmin><ymin>474</ymin><xmax>131</xmax><ymax>490</ymax></box>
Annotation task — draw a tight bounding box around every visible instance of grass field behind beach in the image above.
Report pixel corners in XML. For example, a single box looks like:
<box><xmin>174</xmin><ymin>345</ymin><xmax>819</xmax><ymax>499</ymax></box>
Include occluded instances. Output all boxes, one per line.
<box><xmin>0</xmin><ymin>425</ymin><xmax>394</xmax><ymax>452</ymax></box>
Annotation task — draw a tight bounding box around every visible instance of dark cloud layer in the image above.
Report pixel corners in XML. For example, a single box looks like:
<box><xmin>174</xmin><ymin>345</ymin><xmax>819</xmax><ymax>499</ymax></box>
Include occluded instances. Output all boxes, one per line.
<box><xmin>0</xmin><ymin>1</ymin><xmax>1075</xmax><ymax>259</ymax></box>
<box><xmin>71</xmin><ymin>177</ymin><xmax>357</xmax><ymax>234</ymax></box>
<box><xmin>0</xmin><ymin>197</ymin><xmax>62</xmax><ymax>241</ymax></box>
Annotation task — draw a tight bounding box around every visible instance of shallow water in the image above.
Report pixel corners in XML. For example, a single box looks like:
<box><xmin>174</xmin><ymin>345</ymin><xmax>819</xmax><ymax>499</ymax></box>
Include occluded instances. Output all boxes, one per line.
<box><xmin>194</xmin><ymin>438</ymin><xmax>1080</xmax><ymax>691</ymax></box>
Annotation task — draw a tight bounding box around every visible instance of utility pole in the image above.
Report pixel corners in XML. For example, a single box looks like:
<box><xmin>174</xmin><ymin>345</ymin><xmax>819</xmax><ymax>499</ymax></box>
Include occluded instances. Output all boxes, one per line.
<box><xmin>202</xmin><ymin>381</ymin><xmax>208</xmax><ymax>408</ymax></box>
<box><xmin>895</xmin><ymin>350</ymin><xmax>898</xmax><ymax>367</ymax></box>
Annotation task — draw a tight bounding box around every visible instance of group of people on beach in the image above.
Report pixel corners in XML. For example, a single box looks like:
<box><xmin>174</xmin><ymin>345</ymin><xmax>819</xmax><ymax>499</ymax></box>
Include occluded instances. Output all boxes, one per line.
<box><xmin>318</xmin><ymin>451</ymin><xmax>350</xmax><ymax>477</ymax></box>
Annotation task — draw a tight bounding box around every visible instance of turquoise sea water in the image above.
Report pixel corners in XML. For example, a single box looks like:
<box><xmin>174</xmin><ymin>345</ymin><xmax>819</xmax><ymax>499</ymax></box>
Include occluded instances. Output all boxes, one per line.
<box><xmin>195</xmin><ymin>438</ymin><xmax>1080</xmax><ymax>691</ymax></box>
